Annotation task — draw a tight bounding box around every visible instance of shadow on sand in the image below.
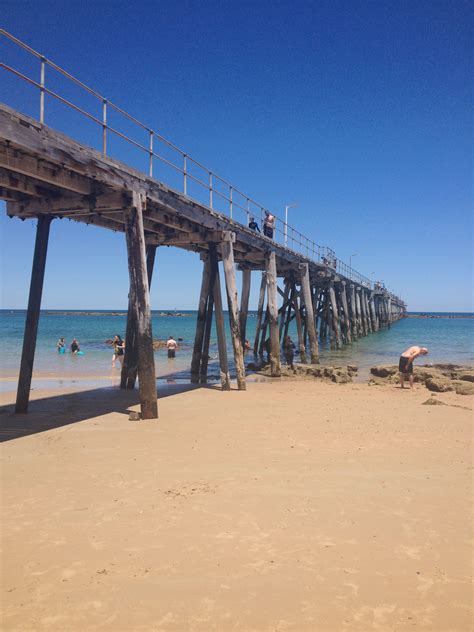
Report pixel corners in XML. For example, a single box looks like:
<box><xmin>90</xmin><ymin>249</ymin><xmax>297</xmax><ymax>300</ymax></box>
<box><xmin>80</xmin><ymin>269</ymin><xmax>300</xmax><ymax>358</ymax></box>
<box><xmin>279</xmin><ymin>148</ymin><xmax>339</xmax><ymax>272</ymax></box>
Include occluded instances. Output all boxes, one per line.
<box><xmin>0</xmin><ymin>382</ymin><xmax>209</xmax><ymax>443</ymax></box>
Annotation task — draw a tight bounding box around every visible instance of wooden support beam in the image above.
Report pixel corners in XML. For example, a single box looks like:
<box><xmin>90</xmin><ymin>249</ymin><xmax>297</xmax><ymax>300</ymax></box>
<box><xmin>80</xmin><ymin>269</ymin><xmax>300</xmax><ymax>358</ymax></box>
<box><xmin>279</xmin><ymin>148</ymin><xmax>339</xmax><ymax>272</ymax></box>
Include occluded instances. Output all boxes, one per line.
<box><xmin>363</xmin><ymin>290</ymin><xmax>372</xmax><ymax>333</ymax></box>
<box><xmin>253</xmin><ymin>273</ymin><xmax>266</xmax><ymax>355</ymax></box>
<box><xmin>200</xmin><ymin>266</ymin><xmax>215</xmax><ymax>383</ymax></box>
<box><xmin>154</xmin><ymin>230</ymin><xmax>233</xmax><ymax>246</ymax></box>
<box><xmin>300</xmin><ymin>263</ymin><xmax>319</xmax><ymax>363</ymax></box>
<box><xmin>283</xmin><ymin>283</ymin><xmax>294</xmax><ymax>341</ymax></box>
<box><xmin>6</xmin><ymin>189</ymin><xmax>132</xmax><ymax>216</ymax></box>
<box><xmin>361</xmin><ymin>289</ymin><xmax>368</xmax><ymax>335</ymax></box>
<box><xmin>0</xmin><ymin>145</ymin><xmax>93</xmax><ymax>195</ymax></box>
<box><xmin>259</xmin><ymin>307</ymin><xmax>270</xmax><ymax>359</ymax></box>
<box><xmin>328</xmin><ymin>283</ymin><xmax>341</xmax><ymax>348</ymax></box>
<box><xmin>279</xmin><ymin>280</ymin><xmax>291</xmax><ymax>342</ymax></box>
<box><xmin>292</xmin><ymin>284</ymin><xmax>307</xmax><ymax>363</ymax></box>
<box><xmin>349</xmin><ymin>284</ymin><xmax>358</xmax><ymax>339</ymax></box>
<box><xmin>124</xmin><ymin>193</ymin><xmax>158</xmax><ymax>419</ymax></box>
<box><xmin>339</xmin><ymin>282</ymin><xmax>352</xmax><ymax>344</ymax></box>
<box><xmin>239</xmin><ymin>269</ymin><xmax>251</xmax><ymax>345</ymax></box>
<box><xmin>15</xmin><ymin>215</ymin><xmax>52</xmax><ymax>413</ymax></box>
<box><xmin>0</xmin><ymin>167</ymin><xmax>56</xmax><ymax>198</ymax></box>
<box><xmin>121</xmin><ymin>289</ymin><xmax>138</xmax><ymax>389</ymax></box>
<box><xmin>191</xmin><ymin>258</ymin><xmax>212</xmax><ymax>383</ymax></box>
<box><xmin>265</xmin><ymin>251</ymin><xmax>281</xmax><ymax>377</ymax></box>
<box><xmin>209</xmin><ymin>243</ymin><xmax>230</xmax><ymax>390</ymax></box>
<box><xmin>221</xmin><ymin>233</ymin><xmax>246</xmax><ymax>390</ymax></box>
<box><xmin>355</xmin><ymin>288</ymin><xmax>363</xmax><ymax>337</ymax></box>
<box><xmin>121</xmin><ymin>243</ymin><xmax>155</xmax><ymax>389</ymax></box>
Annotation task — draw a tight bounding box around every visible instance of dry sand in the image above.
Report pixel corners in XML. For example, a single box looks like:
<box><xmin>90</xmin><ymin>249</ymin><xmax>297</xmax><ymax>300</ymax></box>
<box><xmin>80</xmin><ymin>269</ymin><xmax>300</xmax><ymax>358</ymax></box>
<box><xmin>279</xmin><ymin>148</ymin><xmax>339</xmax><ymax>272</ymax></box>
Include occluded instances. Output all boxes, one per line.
<box><xmin>0</xmin><ymin>379</ymin><xmax>472</xmax><ymax>631</ymax></box>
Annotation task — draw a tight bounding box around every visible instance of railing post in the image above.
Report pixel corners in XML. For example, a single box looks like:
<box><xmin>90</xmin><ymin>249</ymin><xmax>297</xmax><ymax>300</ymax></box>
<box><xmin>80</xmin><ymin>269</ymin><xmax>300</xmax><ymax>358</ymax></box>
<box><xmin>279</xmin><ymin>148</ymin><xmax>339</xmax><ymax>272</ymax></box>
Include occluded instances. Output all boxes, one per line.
<box><xmin>209</xmin><ymin>172</ymin><xmax>213</xmax><ymax>209</ymax></box>
<box><xmin>246</xmin><ymin>198</ymin><xmax>250</xmax><ymax>225</ymax></box>
<box><xmin>229</xmin><ymin>186</ymin><xmax>233</xmax><ymax>219</ymax></box>
<box><xmin>102</xmin><ymin>99</ymin><xmax>107</xmax><ymax>156</ymax></box>
<box><xmin>183</xmin><ymin>155</ymin><xmax>187</xmax><ymax>195</ymax></box>
<box><xmin>149</xmin><ymin>131</ymin><xmax>154</xmax><ymax>177</ymax></box>
<box><xmin>39</xmin><ymin>56</ymin><xmax>45</xmax><ymax>124</ymax></box>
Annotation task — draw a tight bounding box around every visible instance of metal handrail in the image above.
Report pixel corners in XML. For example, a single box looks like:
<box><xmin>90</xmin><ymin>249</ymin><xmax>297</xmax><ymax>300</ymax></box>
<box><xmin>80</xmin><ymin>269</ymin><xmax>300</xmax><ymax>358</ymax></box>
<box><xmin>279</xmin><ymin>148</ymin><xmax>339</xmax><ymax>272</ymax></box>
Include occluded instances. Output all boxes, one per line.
<box><xmin>1</xmin><ymin>28</ymin><xmax>397</xmax><ymax>296</ymax></box>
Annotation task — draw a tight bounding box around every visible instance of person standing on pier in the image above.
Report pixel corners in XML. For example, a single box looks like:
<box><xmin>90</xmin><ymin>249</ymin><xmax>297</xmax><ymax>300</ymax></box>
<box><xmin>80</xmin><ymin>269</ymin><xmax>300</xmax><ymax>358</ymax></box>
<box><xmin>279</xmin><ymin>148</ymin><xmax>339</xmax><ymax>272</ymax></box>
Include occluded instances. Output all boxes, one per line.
<box><xmin>399</xmin><ymin>346</ymin><xmax>428</xmax><ymax>389</ymax></box>
<box><xmin>263</xmin><ymin>211</ymin><xmax>275</xmax><ymax>238</ymax></box>
<box><xmin>166</xmin><ymin>336</ymin><xmax>178</xmax><ymax>359</ymax></box>
<box><xmin>248</xmin><ymin>217</ymin><xmax>260</xmax><ymax>232</ymax></box>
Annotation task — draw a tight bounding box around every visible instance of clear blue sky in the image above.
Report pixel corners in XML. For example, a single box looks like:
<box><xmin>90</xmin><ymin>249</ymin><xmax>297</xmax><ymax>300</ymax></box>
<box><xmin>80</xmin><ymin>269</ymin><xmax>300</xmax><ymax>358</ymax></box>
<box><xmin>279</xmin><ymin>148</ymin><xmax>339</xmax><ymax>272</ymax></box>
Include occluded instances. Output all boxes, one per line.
<box><xmin>0</xmin><ymin>0</ymin><xmax>472</xmax><ymax>311</ymax></box>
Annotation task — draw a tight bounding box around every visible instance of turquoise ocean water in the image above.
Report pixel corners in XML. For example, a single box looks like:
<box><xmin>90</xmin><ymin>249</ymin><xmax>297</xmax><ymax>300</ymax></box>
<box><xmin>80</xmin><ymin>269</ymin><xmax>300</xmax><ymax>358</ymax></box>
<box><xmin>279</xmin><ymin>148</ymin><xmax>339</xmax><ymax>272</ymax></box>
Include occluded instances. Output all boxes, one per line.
<box><xmin>0</xmin><ymin>310</ymin><xmax>473</xmax><ymax>389</ymax></box>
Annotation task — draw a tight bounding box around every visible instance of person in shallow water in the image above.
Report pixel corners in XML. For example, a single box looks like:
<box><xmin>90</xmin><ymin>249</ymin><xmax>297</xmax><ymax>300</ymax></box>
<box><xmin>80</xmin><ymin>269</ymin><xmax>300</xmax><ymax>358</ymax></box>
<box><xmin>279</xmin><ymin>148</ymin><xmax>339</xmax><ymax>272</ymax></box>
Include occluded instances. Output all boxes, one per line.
<box><xmin>57</xmin><ymin>336</ymin><xmax>65</xmax><ymax>352</ymax></box>
<box><xmin>112</xmin><ymin>335</ymin><xmax>125</xmax><ymax>367</ymax></box>
<box><xmin>70</xmin><ymin>338</ymin><xmax>80</xmax><ymax>354</ymax></box>
<box><xmin>166</xmin><ymin>336</ymin><xmax>178</xmax><ymax>359</ymax></box>
<box><xmin>399</xmin><ymin>345</ymin><xmax>428</xmax><ymax>389</ymax></box>
<box><xmin>283</xmin><ymin>335</ymin><xmax>295</xmax><ymax>370</ymax></box>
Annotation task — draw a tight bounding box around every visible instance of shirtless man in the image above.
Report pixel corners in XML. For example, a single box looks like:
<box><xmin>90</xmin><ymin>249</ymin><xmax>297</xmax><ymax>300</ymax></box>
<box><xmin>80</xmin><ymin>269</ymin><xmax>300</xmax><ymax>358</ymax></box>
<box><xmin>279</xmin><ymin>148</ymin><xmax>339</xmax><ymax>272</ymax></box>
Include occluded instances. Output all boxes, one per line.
<box><xmin>399</xmin><ymin>346</ymin><xmax>428</xmax><ymax>389</ymax></box>
<box><xmin>166</xmin><ymin>336</ymin><xmax>178</xmax><ymax>359</ymax></box>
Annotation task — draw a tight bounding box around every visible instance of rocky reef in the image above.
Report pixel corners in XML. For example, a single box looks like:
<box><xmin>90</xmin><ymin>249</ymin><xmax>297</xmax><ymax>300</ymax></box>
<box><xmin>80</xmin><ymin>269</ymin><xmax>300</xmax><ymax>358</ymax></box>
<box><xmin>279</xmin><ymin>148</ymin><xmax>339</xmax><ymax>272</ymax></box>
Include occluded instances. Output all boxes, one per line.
<box><xmin>246</xmin><ymin>361</ymin><xmax>358</xmax><ymax>384</ymax></box>
<box><xmin>369</xmin><ymin>364</ymin><xmax>474</xmax><ymax>395</ymax></box>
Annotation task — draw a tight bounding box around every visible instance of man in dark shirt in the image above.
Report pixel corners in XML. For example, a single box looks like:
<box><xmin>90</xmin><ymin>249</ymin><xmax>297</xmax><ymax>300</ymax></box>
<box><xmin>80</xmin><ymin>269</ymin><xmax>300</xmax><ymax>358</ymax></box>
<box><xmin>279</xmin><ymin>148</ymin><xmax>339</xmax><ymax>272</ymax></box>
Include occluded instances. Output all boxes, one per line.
<box><xmin>248</xmin><ymin>217</ymin><xmax>260</xmax><ymax>232</ymax></box>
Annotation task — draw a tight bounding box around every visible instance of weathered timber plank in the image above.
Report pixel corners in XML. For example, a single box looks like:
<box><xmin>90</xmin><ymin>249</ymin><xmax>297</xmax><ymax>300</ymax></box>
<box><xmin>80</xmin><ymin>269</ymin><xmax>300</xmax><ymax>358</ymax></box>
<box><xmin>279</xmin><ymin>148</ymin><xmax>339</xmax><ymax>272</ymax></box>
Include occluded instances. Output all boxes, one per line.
<box><xmin>124</xmin><ymin>193</ymin><xmax>157</xmax><ymax>418</ymax></box>
<box><xmin>15</xmin><ymin>215</ymin><xmax>52</xmax><ymax>413</ymax></box>
<box><xmin>222</xmin><ymin>233</ymin><xmax>246</xmax><ymax>390</ymax></box>
<box><xmin>300</xmin><ymin>263</ymin><xmax>319</xmax><ymax>363</ymax></box>
<box><xmin>265</xmin><ymin>251</ymin><xmax>281</xmax><ymax>377</ymax></box>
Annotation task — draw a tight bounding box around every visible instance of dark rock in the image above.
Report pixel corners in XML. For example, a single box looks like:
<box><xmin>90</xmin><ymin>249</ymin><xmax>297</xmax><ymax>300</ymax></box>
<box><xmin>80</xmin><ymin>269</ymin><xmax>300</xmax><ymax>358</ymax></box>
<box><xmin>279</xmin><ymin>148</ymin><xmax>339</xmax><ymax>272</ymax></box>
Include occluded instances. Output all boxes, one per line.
<box><xmin>458</xmin><ymin>372</ymin><xmax>474</xmax><ymax>383</ymax></box>
<box><xmin>425</xmin><ymin>377</ymin><xmax>454</xmax><ymax>393</ymax></box>
<box><xmin>347</xmin><ymin>364</ymin><xmax>358</xmax><ymax>373</ymax></box>
<box><xmin>422</xmin><ymin>397</ymin><xmax>447</xmax><ymax>406</ymax></box>
<box><xmin>452</xmin><ymin>381</ymin><xmax>474</xmax><ymax>396</ymax></box>
<box><xmin>370</xmin><ymin>366</ymin><xmax>397</xmax><ymax>378</ymax></box>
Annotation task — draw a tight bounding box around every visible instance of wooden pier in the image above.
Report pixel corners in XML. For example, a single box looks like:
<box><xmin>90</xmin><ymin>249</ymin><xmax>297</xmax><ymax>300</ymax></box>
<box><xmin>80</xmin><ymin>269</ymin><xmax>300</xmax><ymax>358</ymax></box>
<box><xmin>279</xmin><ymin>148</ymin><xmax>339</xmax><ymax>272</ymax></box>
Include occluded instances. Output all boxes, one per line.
<box><xmin>0</xmin><ymin>103</ymin><xmax>405</xmax><ymax>418</ymax></box>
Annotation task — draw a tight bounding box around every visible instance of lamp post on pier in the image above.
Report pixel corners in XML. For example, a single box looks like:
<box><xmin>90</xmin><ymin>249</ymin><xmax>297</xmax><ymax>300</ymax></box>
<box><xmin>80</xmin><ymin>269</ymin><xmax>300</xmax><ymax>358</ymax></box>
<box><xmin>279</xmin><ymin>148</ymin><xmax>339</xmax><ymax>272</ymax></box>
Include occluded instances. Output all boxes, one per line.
<box><xmin>349</xmin><ymin>253</ymin><xmax>357</xmax><ymax>269</ymax></box>
<box><xmin>284</xmin><ymin>203</ymin><xmax>297</xmax><ymax>247</ymax></box>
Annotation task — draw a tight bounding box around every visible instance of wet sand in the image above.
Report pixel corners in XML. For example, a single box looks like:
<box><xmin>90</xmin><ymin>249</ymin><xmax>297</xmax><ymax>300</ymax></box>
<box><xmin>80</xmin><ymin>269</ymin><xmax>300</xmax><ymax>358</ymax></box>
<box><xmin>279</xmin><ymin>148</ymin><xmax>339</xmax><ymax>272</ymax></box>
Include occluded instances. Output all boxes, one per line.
<box><xmin>0</xmin><ymin>379</ymin><xmax>472</xmax><ymax>631</ymax></box>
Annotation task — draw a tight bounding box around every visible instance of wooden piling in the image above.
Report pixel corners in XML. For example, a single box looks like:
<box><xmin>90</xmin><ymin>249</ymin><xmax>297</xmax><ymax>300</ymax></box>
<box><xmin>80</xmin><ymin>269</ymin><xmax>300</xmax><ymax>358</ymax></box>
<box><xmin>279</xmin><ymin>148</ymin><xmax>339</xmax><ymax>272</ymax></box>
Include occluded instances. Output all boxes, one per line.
<box><xmin>328</xmin><ymin>283</ymin><xmax>342</xmax><ymax>348</ymax></box>
<box><xmin>124</xmin><ymin>193</ymin><xmax>157</xmax><ymax>419</ymax></box>
<box><xmin>359</xmin><ymin>289</ymin><xmax>368</xmax><ymax>335</ymax></box>
<box><xmin>239</xmin><ymin>268</ymin><xmax>251</xmax><ymax>345</ymax></box>
<box><xmin>253</xmin><ymin>273</ymin><xmax>266</xmax><ymax>355</ymax></box>
<box><xmin>209</xmin><ymin>244</ymin><xmax>230</xmax><ymax>390</ymax></box>
<box><xmin>283</xmin><ymin>286</ymin><xmax>293</xmax><ymax>340</ymax></box>
<box><xmin>363</xmin><ymin>290</ymin><xmax>372</xmax><ymax>333</ymax></box>
<box><xmin>191</xmin><ymin>257</ymin><xmax>211</xmax><ymax>383</ymax></box>
<box><xmin>349</xmin><ymin>284</ymin><xmax>358</xmax><ymax>339</ymax></box>
<box><xmin>292</xmin><ymin>284</ymin><xmax>307</xmax><ymax>363</ymax></box>
<box><xmin>355</xmin><ymin>288</ymin><xmax>364</xmax><ymax>337</ymax></box>
<box><xmin>121</xmin><ymin>243</ymin><xmax>156</xmax><ymax>390</ymax></box>
<box><xmin>300</xmin><ymin>263</ymin><xmax>319</xmax><ymax>363</ymax></box>
<box><xmin>259</xmin><ymin>307</ymin><xmax>270</xmax><ymax>360</ymax></box>
<box><xmin>15</xmin><ymin>215</ymin><xmax>52</xmax><ymax>414</ymax></box>
<box><xmin>222</xmin><ymin>233</ymin><xmax>246</xmax><ymax>390</ymax></box>
<box><xmin>199</xmin><ymin>267</ymin><xmax>215</xmax><ymax>383</ymax></box>
<box><xmin>279</xmin><ymin>279</ymin><xmax>291</xmax><ymax>342</ymax></box>
<box><xmin>265</xmin><ymin>251</ymin><xmax>281</xmax><ymax>377</ymax></box>
<box><xmin>339</xmin><ymin>282</ymin><xmax>352</xmax><ymax>344</ymax></box>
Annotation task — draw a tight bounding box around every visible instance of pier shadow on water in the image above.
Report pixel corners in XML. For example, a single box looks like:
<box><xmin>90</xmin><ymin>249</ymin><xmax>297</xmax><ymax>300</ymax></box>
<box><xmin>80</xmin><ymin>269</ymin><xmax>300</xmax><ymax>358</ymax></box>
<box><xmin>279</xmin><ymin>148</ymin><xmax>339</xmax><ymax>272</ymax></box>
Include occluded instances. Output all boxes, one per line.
<box><xmin>0</xmin><ymin>381</ymin><xmax>214</xmax><ymax>443</ymax></box>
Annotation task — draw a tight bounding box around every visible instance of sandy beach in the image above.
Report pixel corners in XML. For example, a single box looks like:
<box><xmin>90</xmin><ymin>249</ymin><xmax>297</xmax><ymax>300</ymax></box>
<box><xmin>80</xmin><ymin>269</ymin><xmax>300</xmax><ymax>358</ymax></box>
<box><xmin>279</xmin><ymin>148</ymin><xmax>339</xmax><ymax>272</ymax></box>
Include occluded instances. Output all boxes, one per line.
<box><xmin>0</xmin><ymin>378</ymin><xmax>472</xmax><ymax>632</ymax></box>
